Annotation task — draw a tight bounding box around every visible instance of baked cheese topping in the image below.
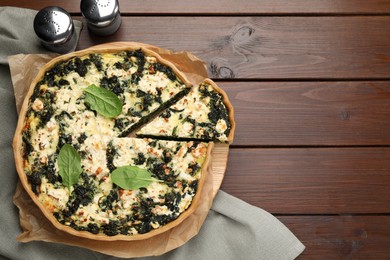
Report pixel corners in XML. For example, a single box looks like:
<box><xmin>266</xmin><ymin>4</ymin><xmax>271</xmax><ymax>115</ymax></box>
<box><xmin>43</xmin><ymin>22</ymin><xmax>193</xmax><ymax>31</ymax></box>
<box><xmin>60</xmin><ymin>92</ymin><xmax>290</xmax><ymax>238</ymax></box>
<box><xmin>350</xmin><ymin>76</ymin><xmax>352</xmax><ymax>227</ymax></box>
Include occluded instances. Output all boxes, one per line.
<box><xmin>40</xmin><ymin>138</ymin><xmax>208</xmax><ymax>236</ymax></box>
<box><xmin>19</xmin><ymin>49</ymin><xmax>231</xmax><ymax>237</ymax></box>
<box><xmin>137</xmin><ymin>82</ymin><xmax>231</xmax><ymax>142</ymax></box>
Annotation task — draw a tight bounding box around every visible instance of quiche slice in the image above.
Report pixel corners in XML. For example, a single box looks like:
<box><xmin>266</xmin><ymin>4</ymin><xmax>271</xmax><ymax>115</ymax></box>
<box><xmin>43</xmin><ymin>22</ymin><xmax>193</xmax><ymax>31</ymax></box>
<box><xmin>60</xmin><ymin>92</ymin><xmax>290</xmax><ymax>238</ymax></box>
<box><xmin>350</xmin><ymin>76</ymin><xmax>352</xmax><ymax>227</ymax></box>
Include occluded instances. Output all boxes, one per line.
<box><xmin>137</xmin><ymin>79</ymin><xmax>235</xmax><ymax>143</ymax></box>
<box><xmin>37</xmin><ymin>137</ymin><xmax>211</xmax><ymax>238</ymax></box>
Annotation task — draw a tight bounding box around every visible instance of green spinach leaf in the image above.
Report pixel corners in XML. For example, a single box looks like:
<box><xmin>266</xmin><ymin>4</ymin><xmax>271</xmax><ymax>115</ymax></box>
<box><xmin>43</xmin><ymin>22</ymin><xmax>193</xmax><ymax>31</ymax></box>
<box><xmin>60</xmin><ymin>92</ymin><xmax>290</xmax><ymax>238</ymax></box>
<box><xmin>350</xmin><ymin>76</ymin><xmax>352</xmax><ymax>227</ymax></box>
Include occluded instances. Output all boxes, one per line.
<box><xmin>111</xmin><ymin>166</ymin><xmax>163</xmax><ymax>190</ymax></box>
<box><xmin>58</xmin><ymin>144</ymin><xmax>82</xmax><ymax>190</ymax></box>
<box><xmin>84</xmin><ymin>84</ymin><xmax>122</xmax><ymax>118</ymax></box>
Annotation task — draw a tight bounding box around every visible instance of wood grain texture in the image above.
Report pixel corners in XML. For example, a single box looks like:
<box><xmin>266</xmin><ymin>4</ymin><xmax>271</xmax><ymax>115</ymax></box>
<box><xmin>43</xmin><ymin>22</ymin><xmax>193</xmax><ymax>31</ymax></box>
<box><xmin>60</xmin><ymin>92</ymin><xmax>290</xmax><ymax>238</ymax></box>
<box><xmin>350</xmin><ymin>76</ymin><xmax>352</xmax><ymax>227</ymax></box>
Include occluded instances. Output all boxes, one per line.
<box><xmin>4</xmin><ymin>1</ymin><xmax>390</xmax><ymax>258</ymax></box>
<box><xmin>222</xmin><ymin>148</ymin><xmax>390</xmax><ymax>214</ymax></box>
<box><xmin>279</xmin><ymin>216</ymin><xmax>390</xmax><ymax>259</ymax></box>
<box><xmin>4</xmin><ymin>0</ymin><xmax>390</xmax><ymax>14</ymax></box>
<box><xmin>76</xmin><ymin>16</ymin><xmax>390</xmax><ymax>79</ymax></box>
<box><xmin>220</xmin><ymin>81</ymin><xmax>390</xmax><ymax>146</ymax></box>
<box><xmin>209</xmin><ymin>144</ymin><xmax>230</xmax><ymax>197</ymax></box>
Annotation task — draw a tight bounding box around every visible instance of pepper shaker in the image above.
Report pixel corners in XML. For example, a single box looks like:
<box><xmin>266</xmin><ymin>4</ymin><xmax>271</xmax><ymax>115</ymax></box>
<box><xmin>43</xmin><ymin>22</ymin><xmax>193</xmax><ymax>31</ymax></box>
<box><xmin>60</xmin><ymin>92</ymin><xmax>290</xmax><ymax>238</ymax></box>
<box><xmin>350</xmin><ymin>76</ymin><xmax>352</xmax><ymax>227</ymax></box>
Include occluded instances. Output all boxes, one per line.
<box><xmin>80</xmin><ymin>0</ymin><xmax>121</xmax><ymax>36</ymax></box>
<box><xmin>33</xmin><ymin>6</ymin><xmax>77</xmax><ymax>54</ymax></box>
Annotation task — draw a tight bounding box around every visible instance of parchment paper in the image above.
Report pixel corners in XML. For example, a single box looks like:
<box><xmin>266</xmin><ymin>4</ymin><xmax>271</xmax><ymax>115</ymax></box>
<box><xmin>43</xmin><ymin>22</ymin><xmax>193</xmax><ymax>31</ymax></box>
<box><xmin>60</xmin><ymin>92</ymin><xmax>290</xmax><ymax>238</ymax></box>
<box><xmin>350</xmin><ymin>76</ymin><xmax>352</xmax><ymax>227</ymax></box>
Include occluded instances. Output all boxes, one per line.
<box><xmin>9</xmin><ymin>43</ymin><xmax>219</xmax><ymax>258</ymax></box>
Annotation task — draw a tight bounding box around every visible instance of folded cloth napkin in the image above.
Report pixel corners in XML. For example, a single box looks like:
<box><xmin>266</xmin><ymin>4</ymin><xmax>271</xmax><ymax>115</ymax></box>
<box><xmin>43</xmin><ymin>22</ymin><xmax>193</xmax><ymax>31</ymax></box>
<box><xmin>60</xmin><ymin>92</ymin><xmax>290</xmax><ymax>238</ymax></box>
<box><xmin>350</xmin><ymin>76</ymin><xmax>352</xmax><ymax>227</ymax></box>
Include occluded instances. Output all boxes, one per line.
<box><xmin>0</xmin><ymin>6</ymin><xmax>305</xmax><ymax>259</ymax></box>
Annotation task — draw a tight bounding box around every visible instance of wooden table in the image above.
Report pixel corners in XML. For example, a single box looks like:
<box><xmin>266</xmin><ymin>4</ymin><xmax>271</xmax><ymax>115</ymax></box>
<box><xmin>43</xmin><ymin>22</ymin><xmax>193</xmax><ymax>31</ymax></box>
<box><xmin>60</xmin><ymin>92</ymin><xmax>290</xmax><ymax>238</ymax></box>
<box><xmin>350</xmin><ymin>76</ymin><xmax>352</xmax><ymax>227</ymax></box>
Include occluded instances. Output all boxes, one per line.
<box><xmin>5</xmin><ymin>1</ymin><xmax>390</xmax><ymax>258</ymax></box>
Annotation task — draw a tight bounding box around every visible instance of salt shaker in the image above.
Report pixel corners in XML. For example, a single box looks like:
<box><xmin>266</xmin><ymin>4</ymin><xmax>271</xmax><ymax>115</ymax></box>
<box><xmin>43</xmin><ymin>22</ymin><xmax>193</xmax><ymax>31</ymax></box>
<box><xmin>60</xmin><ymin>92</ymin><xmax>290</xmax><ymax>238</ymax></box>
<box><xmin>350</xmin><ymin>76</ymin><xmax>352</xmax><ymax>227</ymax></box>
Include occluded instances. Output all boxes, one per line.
<box><xmin>33</xmin><ymin>6</ymin><xmax>77</xmax><ymax>54</ymax></box>
<box><xmin>80</xmin><ymin>0</ymin><xmax>121</xmax><ymax>36</ymax></box>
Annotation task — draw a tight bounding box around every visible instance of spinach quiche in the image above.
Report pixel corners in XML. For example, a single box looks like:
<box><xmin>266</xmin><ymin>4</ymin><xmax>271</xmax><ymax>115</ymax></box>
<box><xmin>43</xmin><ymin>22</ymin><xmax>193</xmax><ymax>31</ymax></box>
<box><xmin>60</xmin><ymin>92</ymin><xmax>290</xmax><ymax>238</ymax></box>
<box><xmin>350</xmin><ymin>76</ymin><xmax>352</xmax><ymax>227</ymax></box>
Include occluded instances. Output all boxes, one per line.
<box><xmin>137</xmin><ymin>79</ymin><xmax>233</xmax><ymax>142</ymax></box>
<box><xmin>13</xmin><ymin>46</ymin><xmax>234</xmax><ymax>241</ymax></box>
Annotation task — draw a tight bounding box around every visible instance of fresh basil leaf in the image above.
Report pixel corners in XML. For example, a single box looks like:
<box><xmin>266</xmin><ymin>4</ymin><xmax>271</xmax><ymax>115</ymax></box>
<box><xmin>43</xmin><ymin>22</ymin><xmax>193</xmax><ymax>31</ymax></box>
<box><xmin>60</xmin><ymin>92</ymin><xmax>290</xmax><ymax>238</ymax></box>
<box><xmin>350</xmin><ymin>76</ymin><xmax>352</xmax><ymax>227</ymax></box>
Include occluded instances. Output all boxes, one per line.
<box><xmin>111</xmin><ymin>166</ymin><xmax>163</xmax><ymax>190</ymax></box>
<box><xmin>58</xmin><ymin>144</ymin><xmax>82</xmax><ymax>190</ymax></box>
<box><xmin>84</xmin><ymin>84</ymin><xmax>122</xmax><ymax>118</ymax></box>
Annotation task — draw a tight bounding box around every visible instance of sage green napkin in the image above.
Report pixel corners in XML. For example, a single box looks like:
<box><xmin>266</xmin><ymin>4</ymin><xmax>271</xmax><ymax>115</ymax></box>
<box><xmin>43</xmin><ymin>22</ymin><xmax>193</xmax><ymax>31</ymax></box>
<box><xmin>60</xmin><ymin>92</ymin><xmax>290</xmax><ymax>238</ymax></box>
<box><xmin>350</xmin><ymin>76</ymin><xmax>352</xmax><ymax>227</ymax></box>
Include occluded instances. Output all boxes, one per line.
<box><xmin>0</xmin><ymin>6</ymin><xmax>305</xmax><ymax>259</ymax></box>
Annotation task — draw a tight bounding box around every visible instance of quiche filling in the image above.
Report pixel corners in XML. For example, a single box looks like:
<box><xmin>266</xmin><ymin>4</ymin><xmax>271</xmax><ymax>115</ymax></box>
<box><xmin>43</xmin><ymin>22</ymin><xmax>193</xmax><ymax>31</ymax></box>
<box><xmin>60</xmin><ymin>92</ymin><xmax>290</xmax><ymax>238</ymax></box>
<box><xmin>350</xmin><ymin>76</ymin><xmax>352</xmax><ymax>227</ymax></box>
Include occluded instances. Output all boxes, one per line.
<box><xmin>137</xmin><ymin>82</ymin><xmax>231</xmax><ymax>142</ymax></box>
<box><xmin>44</xmin><ymin>138</ymin><xmax>208</xmax><ymax>236</ymax></box>
<box><xmin>18</xmin><ymin>49</ymin><xmax>231</xmax><ymax>237</ymax></box>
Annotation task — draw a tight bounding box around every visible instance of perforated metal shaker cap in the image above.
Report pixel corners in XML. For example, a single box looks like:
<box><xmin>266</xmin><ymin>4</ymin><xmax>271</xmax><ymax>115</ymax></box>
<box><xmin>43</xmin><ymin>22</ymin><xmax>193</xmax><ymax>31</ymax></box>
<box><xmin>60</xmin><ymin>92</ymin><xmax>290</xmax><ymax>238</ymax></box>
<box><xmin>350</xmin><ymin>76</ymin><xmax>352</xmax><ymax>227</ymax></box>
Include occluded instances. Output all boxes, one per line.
<box><xmin>34</xmin><ymin>6</ymin><xmax>74</xmax><ymax>45</ymax></box>
<box><xmin>80</xmin><ymin>0</ymin><xmax>121</xmax><ymax>35</ymax></box>
<box><xmin>33</xmin><ymin>6</ymin><xmax>76</xmax><ymax>54</ymax></box>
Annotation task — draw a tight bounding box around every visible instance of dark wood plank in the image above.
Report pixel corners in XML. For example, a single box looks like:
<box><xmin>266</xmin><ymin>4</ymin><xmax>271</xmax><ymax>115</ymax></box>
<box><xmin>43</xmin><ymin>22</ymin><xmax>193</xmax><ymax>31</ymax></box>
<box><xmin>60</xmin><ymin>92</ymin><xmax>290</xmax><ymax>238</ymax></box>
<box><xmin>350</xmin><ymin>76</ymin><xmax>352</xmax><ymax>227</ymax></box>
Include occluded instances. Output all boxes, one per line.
<box><xmin>76</xmin><ymin>16</ymin><xmax>390</xmax><ymax>79</ymax></box>
<box><xmin>4</xmin><ymin>0</ymin><xmax>390</xmax><ymax>14</ymax></box>
<box><xmin>222</xmin><ymin>148</ymin><xmax>390</xmax><ymax>214</ymax></box>
<box><xmin>278</xmin><ymin>215</ymin><xmax>390</xmax><ymax>259</ymax></box>
<box><xmin>220</xmin><ymin>81</ymin><xmax>390</xmax><ymax>146</ymax></box>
